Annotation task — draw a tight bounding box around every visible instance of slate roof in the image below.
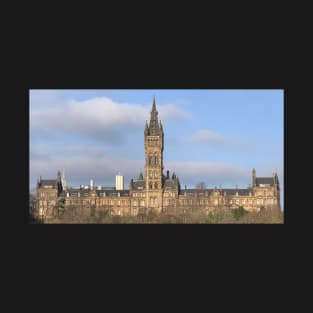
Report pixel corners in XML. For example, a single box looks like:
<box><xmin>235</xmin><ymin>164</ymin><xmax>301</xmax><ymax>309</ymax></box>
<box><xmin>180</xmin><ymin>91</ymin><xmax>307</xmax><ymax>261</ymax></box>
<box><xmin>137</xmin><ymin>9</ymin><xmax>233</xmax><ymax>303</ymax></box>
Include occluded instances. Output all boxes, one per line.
<box><xmin>164</xmin><ymin>179</ymin><xmax>177</xmax><ymax>189</ymax></box>
<box><xmin>61</xmin><ymin>188</ymin><xmax>130</xmax><ymax>197</ymax></box>
<box><xmin>255</xmin><ymin>177</ymin><xmax>274</xmax><ymax>186</ymax></box>
<box><xmin>133</xmin><ymin>180</ymin><xmax>145</xmax><ymax>190</ymax></box>
<box><xmin>179</xmin><ymin>188</ymin><xmax>252</xmax><ymax>196</ymax></box>
<box><xmin>221</xmin><ymin>189</ymin><xmax>251</xmax><ymax>196</ymax></box>
<box><xmin>39</xmin><ymin>179</ymin><xmax>57</xmax><ymax>187</ymax></box>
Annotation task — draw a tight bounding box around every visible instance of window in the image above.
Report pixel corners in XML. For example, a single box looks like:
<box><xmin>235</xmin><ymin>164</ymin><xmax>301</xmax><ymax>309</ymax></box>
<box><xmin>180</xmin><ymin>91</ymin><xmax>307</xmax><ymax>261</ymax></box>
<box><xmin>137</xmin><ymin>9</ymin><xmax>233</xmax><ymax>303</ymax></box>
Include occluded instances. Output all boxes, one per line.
<box><xmin>140</xmin><ymin>200</ymin><xmax>145</xmax><ymax>207</ymax></box>
<box><xmin>155</xmin><ymin>182</ymin><xmax>158</xmax><ymax>189</ymax></box>
<box><xmin>257</xmin><ymin>199</ymin><xmax>263</xmax><ymax>205</ymax></box>
<box><xmin>133</xmin><ymin>200</ymin><xmax>137</xmax><ymax>206</ymax></box>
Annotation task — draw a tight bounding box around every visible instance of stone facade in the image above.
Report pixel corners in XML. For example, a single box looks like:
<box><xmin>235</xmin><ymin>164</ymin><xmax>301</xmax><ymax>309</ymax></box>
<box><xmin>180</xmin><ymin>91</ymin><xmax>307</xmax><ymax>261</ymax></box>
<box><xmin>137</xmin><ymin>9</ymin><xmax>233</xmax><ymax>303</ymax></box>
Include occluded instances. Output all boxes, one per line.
<box><xmin>35</xmin><ymin>97</ymin><xmax>281</xmax><ymax>220</ymax></box>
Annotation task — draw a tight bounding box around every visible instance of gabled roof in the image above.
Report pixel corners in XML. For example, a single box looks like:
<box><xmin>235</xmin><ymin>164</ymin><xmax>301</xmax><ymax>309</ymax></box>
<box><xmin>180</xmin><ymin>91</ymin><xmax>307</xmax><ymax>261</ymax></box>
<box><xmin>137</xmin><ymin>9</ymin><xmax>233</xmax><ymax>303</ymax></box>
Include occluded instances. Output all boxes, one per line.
<box><xmin>255</xmin><ymin>177</ymin><xmax>274</xmax><ymax>186</ymax></box>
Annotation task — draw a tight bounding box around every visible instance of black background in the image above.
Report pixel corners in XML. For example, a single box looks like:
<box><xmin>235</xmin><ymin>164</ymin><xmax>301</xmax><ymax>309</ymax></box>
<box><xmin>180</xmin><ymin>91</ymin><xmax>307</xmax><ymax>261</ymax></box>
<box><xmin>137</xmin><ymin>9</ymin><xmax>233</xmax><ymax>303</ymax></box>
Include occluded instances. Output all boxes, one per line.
<box><xmin>3</xmin><ymin>4</ymin><xmax>308</xmax><ymax>310</ymax></box>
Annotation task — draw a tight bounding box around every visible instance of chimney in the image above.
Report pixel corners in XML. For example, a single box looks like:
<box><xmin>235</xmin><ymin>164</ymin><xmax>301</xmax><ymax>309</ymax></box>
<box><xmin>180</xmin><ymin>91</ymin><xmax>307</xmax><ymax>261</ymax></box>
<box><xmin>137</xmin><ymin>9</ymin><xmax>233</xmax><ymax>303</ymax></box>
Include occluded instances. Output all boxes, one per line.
<box><xmin>116</xmin><ymin>173</ymin><xmax>124</xmax><ymax>191</ymax></box>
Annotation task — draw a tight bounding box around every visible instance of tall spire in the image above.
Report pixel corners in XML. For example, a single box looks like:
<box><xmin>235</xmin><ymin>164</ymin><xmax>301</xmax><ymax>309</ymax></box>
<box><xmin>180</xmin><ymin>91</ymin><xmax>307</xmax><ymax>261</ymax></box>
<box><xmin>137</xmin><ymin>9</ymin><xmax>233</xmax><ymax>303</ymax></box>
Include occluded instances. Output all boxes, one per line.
<box><xmin>152</xmin><ymin>95</ymin><xmax>156</xmax><ymax>112</ymax></box>
<box><xmin>149</xmin><ymin>96</ymin><xmax>160</xmax><ymax>135</ymax></box>
<box><xmin>57</xmin><ymin>170</ymin><xmax>61</xmax><ymax>182</ymax></box>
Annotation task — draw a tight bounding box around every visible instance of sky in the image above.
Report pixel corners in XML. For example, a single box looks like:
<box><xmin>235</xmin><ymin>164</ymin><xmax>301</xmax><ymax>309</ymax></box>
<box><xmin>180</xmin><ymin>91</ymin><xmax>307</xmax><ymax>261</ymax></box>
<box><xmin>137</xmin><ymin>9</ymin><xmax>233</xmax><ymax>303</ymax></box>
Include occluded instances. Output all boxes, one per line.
<box><xmin>30</xmin><ymin>89</ymin><xmax>284</xmax><ymax>208</ymax></box>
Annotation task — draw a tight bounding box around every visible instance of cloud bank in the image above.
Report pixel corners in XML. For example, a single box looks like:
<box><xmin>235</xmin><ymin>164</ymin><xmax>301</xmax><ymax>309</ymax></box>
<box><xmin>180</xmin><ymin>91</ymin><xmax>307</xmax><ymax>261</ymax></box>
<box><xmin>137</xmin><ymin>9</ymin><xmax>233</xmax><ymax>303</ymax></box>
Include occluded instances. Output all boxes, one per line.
<box><xmin>30</xmin><ymin>96</ymin><xmax>191</xmax><ymax>143</ymax></box>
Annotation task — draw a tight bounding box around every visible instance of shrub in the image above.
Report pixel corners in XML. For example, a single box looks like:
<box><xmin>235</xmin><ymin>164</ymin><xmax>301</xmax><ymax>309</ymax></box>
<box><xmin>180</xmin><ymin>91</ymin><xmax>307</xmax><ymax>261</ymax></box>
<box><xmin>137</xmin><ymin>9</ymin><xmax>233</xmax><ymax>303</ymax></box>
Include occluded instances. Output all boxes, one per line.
<box><xmin>231</xmin><ymin>207</ymin><xmax>248</xmax><ymax>220</ymax></box>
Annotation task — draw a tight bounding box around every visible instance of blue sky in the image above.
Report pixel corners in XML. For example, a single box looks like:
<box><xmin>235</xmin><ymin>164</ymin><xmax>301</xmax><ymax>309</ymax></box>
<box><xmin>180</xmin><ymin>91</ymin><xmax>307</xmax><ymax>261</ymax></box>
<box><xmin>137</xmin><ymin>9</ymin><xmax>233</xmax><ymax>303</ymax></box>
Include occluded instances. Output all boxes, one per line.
<box><xmin>30</xmin><ymin>89</ymin><xmax>284</xmax><ymax>207</ymax></box>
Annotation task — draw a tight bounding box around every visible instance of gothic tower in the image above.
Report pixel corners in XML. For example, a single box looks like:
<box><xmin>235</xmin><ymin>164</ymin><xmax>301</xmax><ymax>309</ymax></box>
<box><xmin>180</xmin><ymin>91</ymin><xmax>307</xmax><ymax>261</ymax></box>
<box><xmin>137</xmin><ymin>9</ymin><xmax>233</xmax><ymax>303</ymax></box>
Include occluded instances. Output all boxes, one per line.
<box><xmin>144</xmin><ymin>97</ymin><xmax>164</xmax><ymax>212</ymax></box>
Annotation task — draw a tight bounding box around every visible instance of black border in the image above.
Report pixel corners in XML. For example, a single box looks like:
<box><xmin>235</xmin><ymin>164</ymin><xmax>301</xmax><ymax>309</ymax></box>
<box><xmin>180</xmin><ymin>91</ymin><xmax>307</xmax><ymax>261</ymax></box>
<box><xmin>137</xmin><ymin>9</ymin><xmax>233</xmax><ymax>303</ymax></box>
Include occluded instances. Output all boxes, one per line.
<box><xmin>7</xmin><ymin>44</ymin><xmax>297</xmax><ymax>266</ymax></box>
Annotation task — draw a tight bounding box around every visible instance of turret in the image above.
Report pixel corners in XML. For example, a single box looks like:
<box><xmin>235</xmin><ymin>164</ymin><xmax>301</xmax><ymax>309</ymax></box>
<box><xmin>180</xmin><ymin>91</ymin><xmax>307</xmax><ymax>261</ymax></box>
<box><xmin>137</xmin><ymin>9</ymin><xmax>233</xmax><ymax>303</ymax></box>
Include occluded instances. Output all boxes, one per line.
<box><xmin>252</xmin><ymin>168</ymin><xmax>256</xmax><ymax>187</ymax></box>
<box><xmin>144</xmin><ymin>120</ymin><xmax>149</xmax><ymax>136</ymax></box>
<box><xmin>61</xmin><ymin>169</ymin><xmax>67</xmax><ymax>191</ymax></box>
<box><xmin>57</xmin><ymin>170</ymin><xmax>62</xmax><ymax>182</ymax></box>
<box><xmin>56</xmin><ymin>170</ymin><xmax>63</xmax><ymax>193</ymax></box>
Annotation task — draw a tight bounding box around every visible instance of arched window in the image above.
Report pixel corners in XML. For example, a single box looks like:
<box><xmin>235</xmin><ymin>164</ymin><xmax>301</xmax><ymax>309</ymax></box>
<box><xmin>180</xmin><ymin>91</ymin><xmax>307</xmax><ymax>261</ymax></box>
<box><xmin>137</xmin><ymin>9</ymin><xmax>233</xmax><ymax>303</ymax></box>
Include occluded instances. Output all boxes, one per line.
<box><xmin>155</xmin><ymin>182</ymin><xmax>158</xmax><ymax>189</ymax></box>
<box><xmin>155</xmin><ymin>155</ymin><xmax>158</xmax><ymax>165</ymax></box>
<box><xmin>149</xmin><ymin>182</ymin><xmax>152</xmax><ymax>189</ymax></box>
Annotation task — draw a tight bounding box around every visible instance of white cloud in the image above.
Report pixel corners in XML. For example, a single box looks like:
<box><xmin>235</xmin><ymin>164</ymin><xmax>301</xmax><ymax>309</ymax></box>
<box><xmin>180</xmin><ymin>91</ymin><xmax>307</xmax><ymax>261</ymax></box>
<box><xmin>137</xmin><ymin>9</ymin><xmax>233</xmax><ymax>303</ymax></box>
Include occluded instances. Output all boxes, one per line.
<box><xmin>30</xmin><ymin>96</ymin><xmax>190</xmax><ymax>143</ymax></box>
<box><xmin>158</xmin><ymin>104</ymin><xmax>191</xmax><ymax>120</ymax></box>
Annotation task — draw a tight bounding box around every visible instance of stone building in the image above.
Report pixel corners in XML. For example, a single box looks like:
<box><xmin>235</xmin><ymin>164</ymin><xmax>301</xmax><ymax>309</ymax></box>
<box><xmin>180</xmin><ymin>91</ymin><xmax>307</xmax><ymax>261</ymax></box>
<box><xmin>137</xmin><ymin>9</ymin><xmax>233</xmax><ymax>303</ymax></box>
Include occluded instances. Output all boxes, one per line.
<box><xmin>35</xmin><ymin>97</ymin><xmax>281</xmax><ymax>220</ymax></box>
